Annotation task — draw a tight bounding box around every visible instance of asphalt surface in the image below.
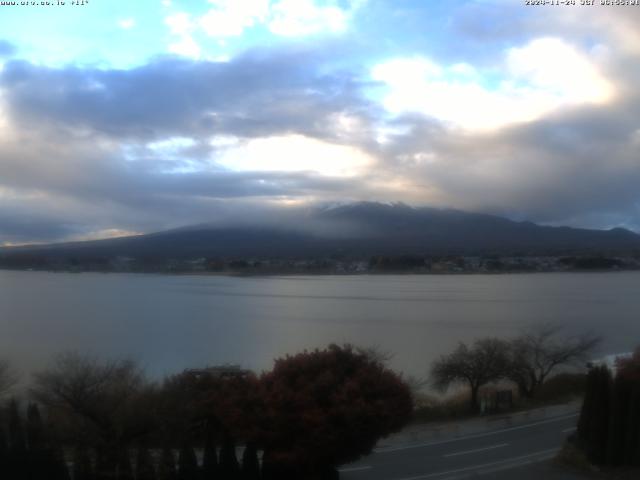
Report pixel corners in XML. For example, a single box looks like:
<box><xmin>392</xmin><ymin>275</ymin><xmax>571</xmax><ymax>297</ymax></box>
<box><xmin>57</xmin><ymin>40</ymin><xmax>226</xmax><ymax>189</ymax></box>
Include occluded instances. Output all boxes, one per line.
<box><xmin>339</xmin><ymin>412</ymin><xmax>579</xmax><ymax>480</ymax></box>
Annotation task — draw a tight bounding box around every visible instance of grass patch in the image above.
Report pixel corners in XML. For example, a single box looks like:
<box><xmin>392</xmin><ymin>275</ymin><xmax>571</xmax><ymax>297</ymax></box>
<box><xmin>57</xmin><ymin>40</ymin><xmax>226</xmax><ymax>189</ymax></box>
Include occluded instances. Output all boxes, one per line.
<box><xmin>412</xmin><ymin>391</ymin><xmax>473</xmax><ymax>423</ymax></box>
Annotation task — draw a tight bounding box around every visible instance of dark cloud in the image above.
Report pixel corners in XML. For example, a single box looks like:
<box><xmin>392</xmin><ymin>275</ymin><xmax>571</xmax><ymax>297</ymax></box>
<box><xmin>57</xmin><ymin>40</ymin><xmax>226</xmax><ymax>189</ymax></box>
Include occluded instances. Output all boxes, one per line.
<box><xmin>0</xmin><ymin>47</ymin><xmax>372</xmax><ymax>143</ymax></box>
<box><xmin>379</xmin><ymin>98</ymin><xmax>640</xmax><ymax>231</ymax></box>
<box><xmin>0</xmin><ymin>46</ymin><xmax>386</xmax><ymax>243</ymax></box>
<box><xmin>2</xmin><ymin>17</ymin><xmax>640</xmax><ymax>243</ymax></box>
<box><xmin>353</xmin><ymin>5</ymin><xmax>640</xmax><ymax>232</ymax></box>
<box><xmin>0</xmin><ymin>109</ymin><xmax>379</xmax><ymax>245</ymax></box>
<box><xmin>451</xmin><ymin>2</ymin><xmax>640</xmax><ymax>48</ymax></box>
<box><xmin>0</xmin><ymin>211</ymin><xmax>74</xmax><ymax>244</ymax></box>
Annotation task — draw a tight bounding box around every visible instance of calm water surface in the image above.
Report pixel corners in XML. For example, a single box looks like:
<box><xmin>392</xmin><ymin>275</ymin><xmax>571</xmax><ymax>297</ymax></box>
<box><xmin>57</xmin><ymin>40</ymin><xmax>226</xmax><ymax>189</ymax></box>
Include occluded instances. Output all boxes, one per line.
<box><xmin>0</xmin><ymin>270</ymin><xmax>638</xmax><ymax>379</ymax></box>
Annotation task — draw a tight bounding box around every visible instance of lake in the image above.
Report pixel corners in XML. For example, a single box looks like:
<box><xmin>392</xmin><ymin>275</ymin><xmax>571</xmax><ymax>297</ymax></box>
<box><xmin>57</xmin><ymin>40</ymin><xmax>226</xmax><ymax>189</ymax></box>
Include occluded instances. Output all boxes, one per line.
<box><xmin>0</xmin><ymin>270</ymin><xmax>638</xmax><ymax>381</ymax></box>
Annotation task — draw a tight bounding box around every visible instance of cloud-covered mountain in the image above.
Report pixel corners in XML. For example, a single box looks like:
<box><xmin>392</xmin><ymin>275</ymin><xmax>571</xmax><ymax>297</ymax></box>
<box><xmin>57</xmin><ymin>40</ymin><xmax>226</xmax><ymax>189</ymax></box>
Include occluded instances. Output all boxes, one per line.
<box><xmin>2</xmin><ymin>203</ymin><xmax>638</xmax><ymax>261</ymax></box>
<box><xmin>1</xmin><ymin>4</ymin><xmax>640</xmax><ymax>246</ymax></box>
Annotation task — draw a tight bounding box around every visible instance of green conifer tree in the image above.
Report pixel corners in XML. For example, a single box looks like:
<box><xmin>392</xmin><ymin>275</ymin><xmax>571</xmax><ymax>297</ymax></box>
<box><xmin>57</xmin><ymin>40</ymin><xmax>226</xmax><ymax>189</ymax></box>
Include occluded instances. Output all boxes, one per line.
<box><xmin>202</xmin><ymin>433</ymin><xmax>219</xmax><ymax>479</ymax></box>
<box><xmin>49</xmin><ymin>443</ymin><xmax>71</xmax><ymax>480</ymax></box>
<box><xmin>26</xmin><ymin>404</ymin><xmax>46</xmax><ymax>452</ymax></box>
<box><xmin>577</xmin><ymin>368</ymin><xmax>596</xmax><ymax>442</ymax></box>
<box><xmin>606</xmin><ymin>374</ymin><xmax>631</xmax><ymax>465</ymax></box>
<box><xmin>136</xmin><ymin>446</ymin><xmax>157</xmax><ymax>480</ymax></box>
<box><xmin>0</xmin><ymin>427</ymin><xmax>9</xmax><ymax>474</ymax></box>
<box><xmin>240</xmin><ymin>442</ymin><xmax>260</xmax><ymax>480</ymax></box>
<box><xmin>624</xmin><ymin>386</ymin><xmax>640</xmax><ymax>465</ymax></box>
<box><xmin>72</xmin><ymin>445</ymin><xmax>95</xmax><ymax>480</ymax></box>
<box><xmin>95</xmin><ymin>448</ymin><xmax>117</xmax><ymax>480</ymax></box>
<box><xmin>26</xmin><ymin>403</ymin><xmax>48</xmax><ymax>480</ymax></box>
<box><xmin>587</xmin><ymin>366</ymin><xmax>612</xmax><ymax>465</ymax></box>
<box><xmin>8</xmin><ymin>399</ymin><xmax>27</xmax><ymax>480</ymax></box>
<box><xmin>117</xmin><ymin>448</ymin><xmax>135</xmax><ymax>480</ymax></box>
<box><xmin>219</xmin><ymin>432</ymin><xmax>240</xmax><ymax>479</ymax></box>
<box><xmin>178</xmin><ymin>445</ymin><xmax>199</xmax><ymax>480</ymax></box>
<box><xmin>157</xmin><ymin>447</ymin><xmax>177</xmax><ymax>480</ymax></box>
<box><xmin>8</xmin><ymin>399</ymin><xmax>26</xmax><ymax>455</ymax></box>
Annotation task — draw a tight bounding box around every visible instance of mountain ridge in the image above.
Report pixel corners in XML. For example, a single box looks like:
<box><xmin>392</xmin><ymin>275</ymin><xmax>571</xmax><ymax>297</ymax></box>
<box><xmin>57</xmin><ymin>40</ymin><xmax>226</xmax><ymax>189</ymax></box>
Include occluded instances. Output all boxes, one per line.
<box><xmin>1</xmin><ymin>202</ymin><xmax>639</xmax><ymax>261</ymax></box>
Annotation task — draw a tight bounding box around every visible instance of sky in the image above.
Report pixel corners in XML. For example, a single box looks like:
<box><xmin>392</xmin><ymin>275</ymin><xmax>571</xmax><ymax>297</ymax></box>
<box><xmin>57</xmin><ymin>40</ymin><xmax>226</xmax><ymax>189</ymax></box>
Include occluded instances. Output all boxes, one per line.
<box><xmin>1</xmin><ymin>0</ymin><xmax>640</xmax><ymax>244</ymax></box>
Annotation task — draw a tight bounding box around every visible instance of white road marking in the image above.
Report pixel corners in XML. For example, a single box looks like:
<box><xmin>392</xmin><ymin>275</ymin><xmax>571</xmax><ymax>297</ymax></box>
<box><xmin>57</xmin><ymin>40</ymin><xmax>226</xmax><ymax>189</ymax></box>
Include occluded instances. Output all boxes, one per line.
<box><xmin>376</xmin><ymin>413</ymin><xmax>578</xmax><ymax>453</ymax></box>
<box><xmin>392</xmin><ymin>448</ymin><xmax>559</xmax><ymax>480</ymax></box>
<box><xmin>443</xmin><ymin>443</ymin><xmax>509</xmax><ymax>458</ymax></box>
<box><xmin>562</xmin><ymin>427</ymin><xmax>577</xmax><ymax>433</ymax></box>
<box><xmin>338</xmin><ymin>466</ymin><xmax>372</xmax><ymax>473</ymax></box>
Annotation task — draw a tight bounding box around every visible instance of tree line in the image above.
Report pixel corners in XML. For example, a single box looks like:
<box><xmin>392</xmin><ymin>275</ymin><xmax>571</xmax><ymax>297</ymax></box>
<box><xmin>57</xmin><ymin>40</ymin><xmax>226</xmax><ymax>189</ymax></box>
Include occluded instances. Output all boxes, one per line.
<box><xmin>0</xmin><ymin>345</ymin><xmax>413</xmax><ymax>480</ymax></box>
<box><xmin>430</xmin><ymin>324</ymin><xmax>601</xmax><ymax>411</ymax></box>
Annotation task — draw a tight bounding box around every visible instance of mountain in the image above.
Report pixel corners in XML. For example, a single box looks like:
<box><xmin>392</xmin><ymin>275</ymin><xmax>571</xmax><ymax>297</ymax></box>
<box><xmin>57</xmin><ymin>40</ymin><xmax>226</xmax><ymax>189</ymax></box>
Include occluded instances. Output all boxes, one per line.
<box><xmin>2</xmin><ymin>203</ymin><xmax>640</xmax><ymax>262</ymax></box>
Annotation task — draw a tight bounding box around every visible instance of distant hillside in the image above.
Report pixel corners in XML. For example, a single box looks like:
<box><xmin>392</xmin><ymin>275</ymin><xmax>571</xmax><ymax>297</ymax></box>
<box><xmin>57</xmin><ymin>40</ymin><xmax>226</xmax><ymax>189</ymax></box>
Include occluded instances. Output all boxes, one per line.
<box><xmin>2</xmin><ymin>203</ymin><xmax>640</xmax><ymax>262</ymax></box>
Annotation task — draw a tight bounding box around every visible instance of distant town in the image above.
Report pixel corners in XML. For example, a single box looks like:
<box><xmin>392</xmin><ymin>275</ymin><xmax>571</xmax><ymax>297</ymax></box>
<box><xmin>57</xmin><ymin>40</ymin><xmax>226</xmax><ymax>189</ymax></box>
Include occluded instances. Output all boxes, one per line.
<box><xmin>1</xmin><ymin>253</ymin><xmax>639</xmax><ymax>275</ymax></box>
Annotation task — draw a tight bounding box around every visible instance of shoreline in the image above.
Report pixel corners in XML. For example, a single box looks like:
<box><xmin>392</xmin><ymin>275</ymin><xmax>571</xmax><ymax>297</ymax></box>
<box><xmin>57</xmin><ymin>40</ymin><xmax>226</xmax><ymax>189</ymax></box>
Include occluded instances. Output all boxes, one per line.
<box><xmin>1</xmin><ymin>267</ymin><xmax>639</xmax><ymax>277</ymax></box>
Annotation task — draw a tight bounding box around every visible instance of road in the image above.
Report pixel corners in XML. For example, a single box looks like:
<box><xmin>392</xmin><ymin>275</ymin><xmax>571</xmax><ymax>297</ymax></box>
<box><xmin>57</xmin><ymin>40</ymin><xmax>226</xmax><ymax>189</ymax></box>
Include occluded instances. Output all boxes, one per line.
<box><xmin>340</xmin><ymin>412</ymin><xmax>579</xmax><ymax>480</ymax></box>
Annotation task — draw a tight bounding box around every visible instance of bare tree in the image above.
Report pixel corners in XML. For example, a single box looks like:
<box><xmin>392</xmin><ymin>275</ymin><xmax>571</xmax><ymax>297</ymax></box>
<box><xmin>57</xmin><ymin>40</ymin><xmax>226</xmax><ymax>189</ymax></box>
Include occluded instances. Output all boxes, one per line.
<box><xmin>30</xmin><ymin>352</ymin><xmax>155</xmax><ymax>472</ymax></box>
<box><xmin>31</xmin><ymin>352</ymin><xmax>145</xmax><ymax>415</ymax></box>
<box><xmin>356</xmin><ymin>345</ymin><xmax>395</xmax><ymax>366</ymax></box>
<box><xmin>430</xmin><ymin>338</ymin><xmax>510</xmax><ymax>411</ymax></box>
<box><xmin>0</xmin><ymin>358</ymin><xmax>18</xmax><ymax>396</ymax></box>
<box><xmin>506</xmin><ymin>324</ymin><xmax>601</xmax><ymax>398</ymax></box>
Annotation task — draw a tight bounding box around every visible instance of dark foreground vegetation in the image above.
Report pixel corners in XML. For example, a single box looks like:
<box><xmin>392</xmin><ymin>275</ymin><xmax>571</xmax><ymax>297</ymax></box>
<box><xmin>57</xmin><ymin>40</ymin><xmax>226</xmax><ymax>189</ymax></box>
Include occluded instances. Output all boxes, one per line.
<box><xmin>570</xmin><ymin>348</ymin><xmax>640</xmax><ymax>468</ymax></box>
<box><xmin>0</xmin><ymin>324</ymin><xmax>630</xmax><ymax>479</ymax></box>
<box><xmin>0</xmin><ymin>345</ymin><xmax>413</xmax><ymax>480</ymax></box>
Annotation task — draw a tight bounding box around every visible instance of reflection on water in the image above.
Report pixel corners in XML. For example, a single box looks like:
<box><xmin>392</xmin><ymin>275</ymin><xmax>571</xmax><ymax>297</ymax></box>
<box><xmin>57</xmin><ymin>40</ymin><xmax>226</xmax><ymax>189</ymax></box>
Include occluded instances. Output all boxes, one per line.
<box><xmin>0</xmin><ymin>270</ymin><xmax>637</xmax><ymax>379</ymax></box>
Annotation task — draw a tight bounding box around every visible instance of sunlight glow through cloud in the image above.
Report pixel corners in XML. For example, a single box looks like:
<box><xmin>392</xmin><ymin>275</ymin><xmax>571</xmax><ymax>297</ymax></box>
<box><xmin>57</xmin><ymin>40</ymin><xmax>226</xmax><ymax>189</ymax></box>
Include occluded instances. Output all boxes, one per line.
<box><xmin>215</xmin><ymin>134</ymin><xmax>373</xmax><ymax>177</ymax></box>
<box><xmin>372</xmin><ymin>38</ymin><xmax>614</xmax><ymax>131</ymax></box>
<box><xmin>67</xmin><ymin>229</ymin><xmax>142</xmax><ymax>242</ymax></box>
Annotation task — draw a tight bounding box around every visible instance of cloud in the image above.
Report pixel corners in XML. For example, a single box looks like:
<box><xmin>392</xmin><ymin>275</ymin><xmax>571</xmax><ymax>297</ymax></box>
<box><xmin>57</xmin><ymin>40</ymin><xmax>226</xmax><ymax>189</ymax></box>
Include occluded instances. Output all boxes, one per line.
<box><xmin>0</xmin><ymin>47</ymin><xmax>371</xmax><ymax>143</ymax></box>
<box><xmin>117</xmin><ymin>19</ymin><xmax>136</xmax><ymax>30</ymax></box>
<box><xmin>372</xmin><ymin>37</ymin><xmax>613</xmax><ymax>131</ymax></box>
<box><xmin>197</xmin><ymin>0</ymin><xmax>350</xmax><ymax>38</ymax></box>
<box><xmin>164</xmin><ymin>0</ymin><xmax>362</xmax><ymax>53</ymax></box>
<box><xmin>0</xmin><ymin>40</ymin><xmax>16</xmax><ymax>58</ymax></box>
<box><xmin>168</xmin><ymin>35</ymin><xmax>202</xmax><ymax>59</ymax></box>
<box><xmin>165</xmin><ymin>12</ymin><xmax>202</xmax><ymax>58</ymax></box>
<box><xmin>200</xmin><ymin>0</ymin><xmax>270</xmax><ymax>37</ymax></box>
<box><xmin>0</xmin><ymin>48</ymin><xmax>382</xmax><ymax>243</ymax></box>
<box><xmin>376</xmin><ymin>94</ymin><xmax>640</xmax><ymax>230</ymax></box>
<box><xmin>268</xmin><ymin>0</ymin><xmax>348</xmax><ymax>36</ymax></box>
<box><xmin>450</xmin><ymin>1</ymin><xmax>640</xmax><ymax>60</ymax></box>
<box><xmin>1</xmin><ymin>3</ymin><xmax>640</xmax><ymax>244</ymax></box>
<box><xmin>355</xmin><ymin>2</ymin><xmax>639</xmax><ymax>230</ymax></box>
<box><xmin>165</xmin><ymin>12</ymin><xmax>194</xmax><ymax>35</ymax></box>
<box><xmin>214</xmin><ymin>134</ymin><xmax>374</xmax><ymax>176</ymax></box>
<box><xmin>0</xmin><ymin>121</ymin><xmax>371</xmax><ymax>244</ymax></box>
